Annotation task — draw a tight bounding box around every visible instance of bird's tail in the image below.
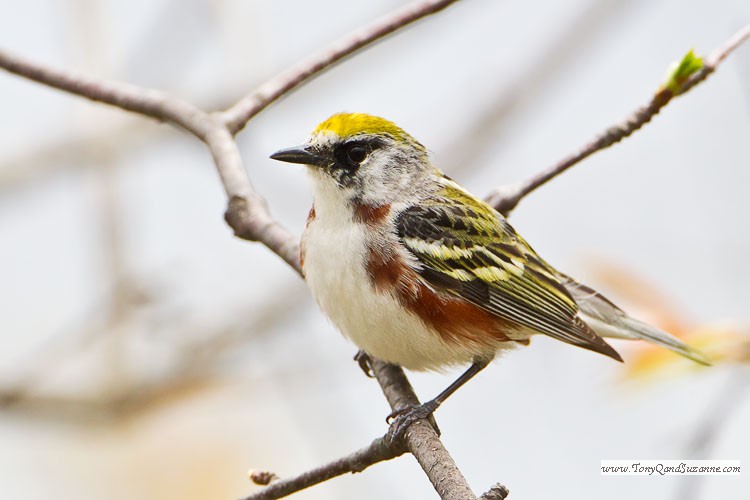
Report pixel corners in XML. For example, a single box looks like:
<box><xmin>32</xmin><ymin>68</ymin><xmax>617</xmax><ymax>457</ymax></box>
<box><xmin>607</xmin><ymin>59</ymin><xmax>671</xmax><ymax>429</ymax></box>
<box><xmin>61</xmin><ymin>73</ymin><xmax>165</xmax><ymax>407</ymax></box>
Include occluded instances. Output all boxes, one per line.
<box><xmin>560</xmin><ymin>275</ymin><xmax>711</xmax><ymax>366</ymax></box>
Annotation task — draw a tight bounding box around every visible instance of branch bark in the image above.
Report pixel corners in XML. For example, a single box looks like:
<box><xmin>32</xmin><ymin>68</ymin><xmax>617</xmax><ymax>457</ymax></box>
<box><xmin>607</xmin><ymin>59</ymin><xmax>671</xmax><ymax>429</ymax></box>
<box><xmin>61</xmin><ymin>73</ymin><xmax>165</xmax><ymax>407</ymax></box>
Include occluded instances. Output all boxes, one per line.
<box><xmin>371</xmin><ymin>360</ymin><xmax>477</xmax><ymax>500</ymax></box>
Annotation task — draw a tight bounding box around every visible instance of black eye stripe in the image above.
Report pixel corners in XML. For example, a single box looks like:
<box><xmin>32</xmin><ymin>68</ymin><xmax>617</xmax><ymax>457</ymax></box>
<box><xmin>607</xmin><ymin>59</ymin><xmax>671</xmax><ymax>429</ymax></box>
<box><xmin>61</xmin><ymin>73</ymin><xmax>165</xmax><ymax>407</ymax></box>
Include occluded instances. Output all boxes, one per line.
<box><xmin>333</xmin><ymin>139</ymin><xmax>382</xmax><ymax>170</ymax></box>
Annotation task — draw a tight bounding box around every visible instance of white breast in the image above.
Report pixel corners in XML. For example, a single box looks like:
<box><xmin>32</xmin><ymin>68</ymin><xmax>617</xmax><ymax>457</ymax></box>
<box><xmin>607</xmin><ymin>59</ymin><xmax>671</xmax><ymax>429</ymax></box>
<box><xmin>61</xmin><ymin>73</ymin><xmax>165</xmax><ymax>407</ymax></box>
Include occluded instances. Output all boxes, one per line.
<box><xmin>302</xmin><ymin>185</ymin><xmax>479</xmax><ymax>371</ymax></box>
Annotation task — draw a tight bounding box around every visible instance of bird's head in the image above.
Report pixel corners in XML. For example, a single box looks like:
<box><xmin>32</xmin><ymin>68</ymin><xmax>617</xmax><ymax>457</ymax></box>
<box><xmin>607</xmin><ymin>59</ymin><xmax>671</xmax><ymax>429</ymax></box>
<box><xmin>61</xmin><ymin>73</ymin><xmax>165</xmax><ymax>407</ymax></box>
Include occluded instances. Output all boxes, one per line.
<box><xmin>271</xmin><ymin>113</ymin><xmax>435</xmax><ymax>208</ymax></box>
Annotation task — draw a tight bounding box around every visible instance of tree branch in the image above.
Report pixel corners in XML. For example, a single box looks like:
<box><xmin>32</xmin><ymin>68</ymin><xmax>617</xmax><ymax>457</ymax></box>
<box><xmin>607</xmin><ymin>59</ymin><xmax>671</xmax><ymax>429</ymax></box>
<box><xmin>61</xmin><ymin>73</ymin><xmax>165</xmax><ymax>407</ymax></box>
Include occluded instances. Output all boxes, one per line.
<box><xmin>241</xmin><ymin>435</ymin><xmax>407</xmax><ymax>500</ymax></box>
<box><xmin>0</xmin><ymin>48</ymin><xmax>211</xmax><ymax>138</ymax></box>
<box><xmin>486</xmin><ymin>23</ymin><xmax>750</xmax><ymax>216</ymax></box>
<box><xmin>203</xmin><ymin>124</ymin><xmax>302</xmax><ymax>272</ymax></box>
<box><xmin>370</xmin><ymin>359</ymin><xmax>478</xmax><ymax>500</ymax></box>
<box><xmin>219</xmin><ymin>0</ymin><xmax>461</xmax><ymax>135</ymax></box>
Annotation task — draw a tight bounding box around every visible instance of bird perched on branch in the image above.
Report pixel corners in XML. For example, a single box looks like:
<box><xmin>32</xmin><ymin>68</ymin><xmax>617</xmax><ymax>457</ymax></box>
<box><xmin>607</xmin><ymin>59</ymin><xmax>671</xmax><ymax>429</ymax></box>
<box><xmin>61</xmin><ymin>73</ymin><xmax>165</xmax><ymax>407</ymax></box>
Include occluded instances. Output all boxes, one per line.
<box><xmin>271</xmin><ymin>112</ymin><xmax>709</xmax><ymax>439</ymax></box>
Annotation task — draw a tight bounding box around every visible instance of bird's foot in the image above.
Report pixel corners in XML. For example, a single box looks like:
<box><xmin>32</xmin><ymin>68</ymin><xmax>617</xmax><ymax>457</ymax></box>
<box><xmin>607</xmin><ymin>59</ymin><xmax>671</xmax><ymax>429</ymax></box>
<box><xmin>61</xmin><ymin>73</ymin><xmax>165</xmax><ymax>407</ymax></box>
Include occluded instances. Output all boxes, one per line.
<box><xmin>385</xmin><ymin>400</ymin><xmax>441</xmax><ymax>444</ymax></box>
<box><xmin>353</xmin><ymin>350</ymin><xmax>374</xmax><ymax>378</ymax></box>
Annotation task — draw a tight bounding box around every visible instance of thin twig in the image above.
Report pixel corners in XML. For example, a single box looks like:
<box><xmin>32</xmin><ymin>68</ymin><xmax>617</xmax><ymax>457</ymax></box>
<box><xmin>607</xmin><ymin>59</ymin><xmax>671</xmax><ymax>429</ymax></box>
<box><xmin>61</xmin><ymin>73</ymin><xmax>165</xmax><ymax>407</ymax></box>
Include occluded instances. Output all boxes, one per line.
<box><xmin>241</xmin><ymin>436</ymin><xmax>406</xmax><ymax>500</ymax></box>
<box><xmin>0</xmin><ymin>48</ymin><xmax>211</xmax><ymax>137</ymax></box>
<box><xmin>219</xmin><ymin>0</ymin><xmax>461</xmax><ymax>135</ymax></box>
<box><xmin>486</xmin><ymin>23</ymin><xmax>750</xmax><ymax>216</ymax></box>
<box><xmin>438</xmin><ymin>0</ymin><xmax>635</xmax><ymax>175</ymax></box>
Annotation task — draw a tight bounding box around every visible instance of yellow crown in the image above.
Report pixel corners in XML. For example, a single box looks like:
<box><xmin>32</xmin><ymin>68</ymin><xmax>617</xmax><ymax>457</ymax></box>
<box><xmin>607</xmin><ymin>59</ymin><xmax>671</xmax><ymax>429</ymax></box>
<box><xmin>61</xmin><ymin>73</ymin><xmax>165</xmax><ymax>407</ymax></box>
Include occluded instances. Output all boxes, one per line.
<box><xmin>313</xmin><ymin>113</ymin><xmax>410</xmax><ymax>141</ymax></box>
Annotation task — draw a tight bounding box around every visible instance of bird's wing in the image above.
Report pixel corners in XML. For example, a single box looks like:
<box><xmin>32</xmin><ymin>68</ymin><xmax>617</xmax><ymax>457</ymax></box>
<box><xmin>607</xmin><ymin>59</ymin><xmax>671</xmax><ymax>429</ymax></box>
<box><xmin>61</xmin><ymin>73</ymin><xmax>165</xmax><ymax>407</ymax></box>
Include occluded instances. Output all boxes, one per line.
<box><xmin>395</xmin><ymin>183</ymin><xmax>621</xmax><ymax>361</ymax></box>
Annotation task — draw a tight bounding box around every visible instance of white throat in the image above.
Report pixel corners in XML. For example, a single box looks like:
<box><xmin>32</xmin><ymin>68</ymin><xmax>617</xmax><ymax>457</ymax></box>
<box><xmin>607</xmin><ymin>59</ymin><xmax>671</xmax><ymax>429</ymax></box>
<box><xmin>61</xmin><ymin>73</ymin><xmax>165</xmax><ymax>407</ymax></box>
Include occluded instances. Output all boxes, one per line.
<box><xmin>306</xmin><ymin>167</ymin><xmax>355</xmax><ymax>225</ymax></box>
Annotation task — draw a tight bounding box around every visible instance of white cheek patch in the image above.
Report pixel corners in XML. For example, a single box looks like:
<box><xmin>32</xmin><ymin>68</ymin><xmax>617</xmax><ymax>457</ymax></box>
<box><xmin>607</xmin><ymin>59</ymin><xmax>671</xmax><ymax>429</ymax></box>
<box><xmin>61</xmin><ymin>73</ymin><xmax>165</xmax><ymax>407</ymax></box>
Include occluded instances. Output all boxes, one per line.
<box><xmin>357</xmin><ymin>152</ymin><xmax>404</xmax><ymax>205</ymax></box>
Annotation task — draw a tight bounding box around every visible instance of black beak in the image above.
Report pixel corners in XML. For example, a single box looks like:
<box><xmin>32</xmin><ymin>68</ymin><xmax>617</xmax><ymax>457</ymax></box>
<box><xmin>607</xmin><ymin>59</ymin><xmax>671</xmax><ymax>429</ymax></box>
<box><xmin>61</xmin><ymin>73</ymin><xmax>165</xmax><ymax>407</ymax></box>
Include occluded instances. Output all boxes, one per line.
<box><xmin>270</xmin><ymin>145</ymin><xmax>328</xmax><ymax>167</ymax></box>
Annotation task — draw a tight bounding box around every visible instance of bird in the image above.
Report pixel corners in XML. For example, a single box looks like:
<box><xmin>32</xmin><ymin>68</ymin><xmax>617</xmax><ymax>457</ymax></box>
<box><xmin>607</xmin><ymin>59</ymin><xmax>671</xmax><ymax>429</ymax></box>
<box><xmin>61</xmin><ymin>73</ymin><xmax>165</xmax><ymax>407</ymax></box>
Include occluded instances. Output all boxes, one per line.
<box><xmin>270</xmin><ymin>112</ymin><xmax>709</xmax><ymax>439</ymax></box>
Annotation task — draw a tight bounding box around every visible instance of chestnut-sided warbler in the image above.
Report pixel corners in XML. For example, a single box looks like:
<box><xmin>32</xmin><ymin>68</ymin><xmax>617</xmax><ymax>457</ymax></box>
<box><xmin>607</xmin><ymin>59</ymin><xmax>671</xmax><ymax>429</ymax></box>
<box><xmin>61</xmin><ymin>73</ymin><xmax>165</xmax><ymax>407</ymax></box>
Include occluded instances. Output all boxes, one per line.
<box><xmin>271</xmin><ymin>113</ymin><xmax>708</xmax><ymax>436</ymax></box>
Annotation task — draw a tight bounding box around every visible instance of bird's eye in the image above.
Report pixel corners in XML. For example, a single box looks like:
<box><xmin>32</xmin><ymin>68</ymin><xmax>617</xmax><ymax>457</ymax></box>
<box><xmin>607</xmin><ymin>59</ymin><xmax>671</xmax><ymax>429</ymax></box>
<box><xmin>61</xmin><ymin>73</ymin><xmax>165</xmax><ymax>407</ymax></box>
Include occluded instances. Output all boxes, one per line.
<box><xmin>345</xmin><ymin>144</ymin><xmax>367</xmax><ymax>164</ymax></box>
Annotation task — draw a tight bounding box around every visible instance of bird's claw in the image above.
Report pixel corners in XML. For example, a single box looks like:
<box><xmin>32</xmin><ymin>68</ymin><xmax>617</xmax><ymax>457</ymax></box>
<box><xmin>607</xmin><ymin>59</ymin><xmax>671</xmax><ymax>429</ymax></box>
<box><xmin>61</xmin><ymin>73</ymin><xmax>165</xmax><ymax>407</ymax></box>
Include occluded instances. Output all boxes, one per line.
<box><xmin>385</xmin><ymin>400</ymin><xmax>440</xmax><ymax>444</ymax></box>
<box><xmin>353</xmin><ymin>350</ymin><xmax>374</xmax><ymax>378</ymax></box>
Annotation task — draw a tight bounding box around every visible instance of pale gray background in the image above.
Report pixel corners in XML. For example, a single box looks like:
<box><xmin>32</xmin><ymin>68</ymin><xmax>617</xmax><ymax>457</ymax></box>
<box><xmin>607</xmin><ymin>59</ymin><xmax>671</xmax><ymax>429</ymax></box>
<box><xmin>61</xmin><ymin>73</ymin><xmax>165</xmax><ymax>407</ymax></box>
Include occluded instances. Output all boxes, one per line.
<box><xmin>0</xmin><ymin>1</ymin><xmax>748</xmax><ymax>499</ymax></box>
